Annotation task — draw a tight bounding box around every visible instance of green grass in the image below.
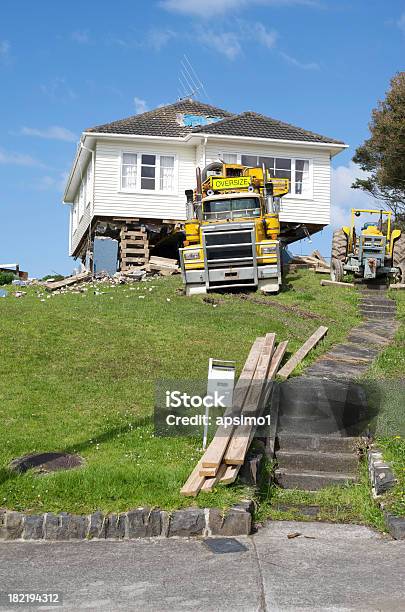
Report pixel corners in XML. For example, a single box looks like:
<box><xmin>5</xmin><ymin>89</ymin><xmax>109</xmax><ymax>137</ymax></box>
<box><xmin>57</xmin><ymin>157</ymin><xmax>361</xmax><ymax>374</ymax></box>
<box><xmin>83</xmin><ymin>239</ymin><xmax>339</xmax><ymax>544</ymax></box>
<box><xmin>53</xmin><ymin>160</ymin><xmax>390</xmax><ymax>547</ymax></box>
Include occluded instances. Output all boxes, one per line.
<box><xmin>255</xmin><ymin>459</ymin><xmax>386</xmax><ymax>530</ymax></box>
<box><xmin>0</xmin><ymin>270</ymin><xmax>359</xmax><ymax>514</ymax></box>
<box><xmin>360</xmin><ymin>289</ymin><xmax>405</xmax><ymax>518</ymax></box>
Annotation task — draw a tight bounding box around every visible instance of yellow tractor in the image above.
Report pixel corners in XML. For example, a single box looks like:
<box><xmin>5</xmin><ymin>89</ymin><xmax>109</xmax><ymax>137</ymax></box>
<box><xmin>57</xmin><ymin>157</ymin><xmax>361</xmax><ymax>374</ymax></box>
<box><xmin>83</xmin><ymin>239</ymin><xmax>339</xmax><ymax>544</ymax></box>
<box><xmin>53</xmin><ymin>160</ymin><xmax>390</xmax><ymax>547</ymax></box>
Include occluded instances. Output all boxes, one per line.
<box><xmin>331</xmin><ymin>208</ymin><xmax>404</xmax><ymax>283</ymax></box>
<box><xmin>179</xmin><ymin>162</ymin><xmax>289</xmax><ymax>295</ymax></box>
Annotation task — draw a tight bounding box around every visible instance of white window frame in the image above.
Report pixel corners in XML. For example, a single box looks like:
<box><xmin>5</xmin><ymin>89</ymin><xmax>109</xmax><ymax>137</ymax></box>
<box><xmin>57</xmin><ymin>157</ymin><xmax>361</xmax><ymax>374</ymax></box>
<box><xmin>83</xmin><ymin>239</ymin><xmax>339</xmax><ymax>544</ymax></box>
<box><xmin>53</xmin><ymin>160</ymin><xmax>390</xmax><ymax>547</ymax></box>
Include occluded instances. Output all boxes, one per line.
<box><xmin>220</xmin><ymin>152</ymin><xmax>313</xmax><ymax>199</ymax></box>
<box><xmin>119</xmin><ymin>151</ymin><xmax>177</xmax><ymax>195</ymax></box>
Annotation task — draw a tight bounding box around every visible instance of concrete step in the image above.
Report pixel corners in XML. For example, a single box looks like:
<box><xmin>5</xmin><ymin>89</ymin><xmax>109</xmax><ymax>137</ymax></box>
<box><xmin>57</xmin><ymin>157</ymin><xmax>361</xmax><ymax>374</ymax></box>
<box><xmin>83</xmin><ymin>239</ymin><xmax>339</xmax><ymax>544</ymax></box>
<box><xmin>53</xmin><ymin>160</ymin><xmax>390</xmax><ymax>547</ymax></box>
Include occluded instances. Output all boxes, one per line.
<box><xmin>359</xmin><ymin>303</ymin><xmax>396</xmax><ymax>312</ymax></box>
<box><xmin>278</xmin><ymin>414</ymin><xmax>345</xmax><ymax>435</ymax></box>
<box><xmin>275</xmin><ymin>468</ymin><xmax>357</xmax><ymax>490</ymax></box>
<box><xmin>359</xmin><ymin>298</ymin><xmax>395</xmax><ymax>307</ymax></box>
<box><xmin>277</xmin><ymin>433</ymin><xmax>360</xmax><ymax>453</ymax></box>
<box><xmin>360</xmin><ymin>310</ymin><xmax>396</xmax><ymax>320</ymax></box>
<box><xmin>276</xmin><ymin>449</ymin><xmax>359</xmax><ymax>474</ymax></box>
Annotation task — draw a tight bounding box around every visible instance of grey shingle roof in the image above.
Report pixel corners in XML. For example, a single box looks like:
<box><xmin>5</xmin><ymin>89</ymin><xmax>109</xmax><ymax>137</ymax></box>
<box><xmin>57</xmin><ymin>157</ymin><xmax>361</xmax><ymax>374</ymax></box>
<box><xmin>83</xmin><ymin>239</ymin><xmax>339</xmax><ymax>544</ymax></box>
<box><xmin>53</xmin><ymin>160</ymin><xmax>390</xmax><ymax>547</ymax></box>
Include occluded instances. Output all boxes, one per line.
<box><xmin>192</xmin><ymin>111</ymin><xmax>345</xmax><ymax>145</ymax></box>
<box><xmin>86</xmin><ymin>99</ymin><xmax>232</xmax><ymax>137</ymax></box>
<box><xmin>86</xmin><ymin>100</ymin><xmax>344</xmax><ymax>145</ymax></box>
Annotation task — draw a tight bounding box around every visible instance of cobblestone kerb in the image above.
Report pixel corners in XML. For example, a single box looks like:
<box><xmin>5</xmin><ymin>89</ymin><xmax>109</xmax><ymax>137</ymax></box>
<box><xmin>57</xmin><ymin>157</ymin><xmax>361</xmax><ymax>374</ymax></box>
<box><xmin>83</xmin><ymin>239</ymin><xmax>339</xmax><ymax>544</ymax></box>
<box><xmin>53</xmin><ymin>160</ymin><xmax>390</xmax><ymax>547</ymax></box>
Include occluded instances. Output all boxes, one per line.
<box><xmin>367</xmin><ymin>446</ymin><xmax>405</xmax><ymax>540</ymax></box>
<box><xmin>0</xmin><ymin>502</ymin><xmax>253</xmax><ymax>541</ymax></box>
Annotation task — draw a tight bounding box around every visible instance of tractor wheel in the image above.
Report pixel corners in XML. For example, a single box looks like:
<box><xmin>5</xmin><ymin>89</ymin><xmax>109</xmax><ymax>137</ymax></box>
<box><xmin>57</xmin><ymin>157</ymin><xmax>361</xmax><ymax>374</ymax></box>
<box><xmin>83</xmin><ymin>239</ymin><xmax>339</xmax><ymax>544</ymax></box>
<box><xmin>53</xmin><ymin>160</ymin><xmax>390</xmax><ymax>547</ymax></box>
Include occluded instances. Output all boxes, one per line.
<box><xmin>393</xmin><ymin>233</ymin><xmax>405</xmax><ymax>282</ymax></box>
<box><xmin>331</xmin><ymin>228</ymin><xmax>348</xmax><ymax>262</ymax></box>
<box><xmin>331</xmin><ymin>258</ymin><xmax>344</xmax><ymax>282</ymax></box>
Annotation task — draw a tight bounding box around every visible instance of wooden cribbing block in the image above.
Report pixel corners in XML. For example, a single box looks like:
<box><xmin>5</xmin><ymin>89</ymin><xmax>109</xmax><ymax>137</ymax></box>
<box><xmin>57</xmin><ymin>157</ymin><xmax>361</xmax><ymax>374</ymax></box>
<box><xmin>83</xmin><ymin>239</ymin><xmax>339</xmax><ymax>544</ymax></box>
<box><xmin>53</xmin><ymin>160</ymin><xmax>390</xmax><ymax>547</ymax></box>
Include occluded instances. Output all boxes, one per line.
<box><xmin>320</xmin><ymin>280</ymin><xmax>354</xmax><ymax>287</ymax></box>
<box><xmin>277</xmin><ymin>326</ymin><xmax>328</xmax><ymax>380</ymax></box>
<box><xmin>223</xmin><ymin>334</ymin><xmax>275</xmax><ymax>466</ymax></box>
<box><xmin>200</xmin><ymin>337</ymin><xmax>265</xmax><ymax>471</ymax></box>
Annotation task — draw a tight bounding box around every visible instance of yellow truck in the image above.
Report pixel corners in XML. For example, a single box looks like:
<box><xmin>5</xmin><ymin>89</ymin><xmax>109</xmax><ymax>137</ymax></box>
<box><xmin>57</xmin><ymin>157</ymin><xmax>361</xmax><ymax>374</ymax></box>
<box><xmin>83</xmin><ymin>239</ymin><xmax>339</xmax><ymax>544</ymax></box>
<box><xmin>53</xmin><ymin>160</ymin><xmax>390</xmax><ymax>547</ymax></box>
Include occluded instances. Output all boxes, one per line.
<box><xmin>179</xmin><ymin>162</ymin><xmax>289</xmax><ymax>295</ymax></box>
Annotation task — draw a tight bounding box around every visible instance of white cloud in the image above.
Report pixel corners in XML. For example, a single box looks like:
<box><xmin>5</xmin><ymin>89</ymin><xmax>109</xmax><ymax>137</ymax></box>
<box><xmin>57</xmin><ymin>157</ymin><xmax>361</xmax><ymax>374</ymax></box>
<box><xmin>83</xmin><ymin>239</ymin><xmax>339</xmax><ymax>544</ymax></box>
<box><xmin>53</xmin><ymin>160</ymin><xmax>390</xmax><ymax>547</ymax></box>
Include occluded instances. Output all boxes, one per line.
<box><xmin>72</xmin><ymin>30</ymin><xmax>90</xmax><ymax>44</ymax></box>
<box><xmin>160</xmin><ymin>0</ymin><xmax>318</xmax><ymax>18</ymax></box>
<box><xmin>330</xmin><ymin>161</ymin><xmax>377</xmax><ymax>228</ymax></box>
<box><xmin>254</xmin><ymin>23</ymin><xmax>278</xmax><ymax>48</ymax></box>
<box><xmin>0</xmin><ymin>148</ymin><xmax>45</xmax><ymax>167</ymax></box>
<box><xmin>147</xmin><ymin>28</ymin><xmax>176</xmax><ymax>51</ymax></box>
<box><xmin>398</xmin><ymin>12</ymin><xmax>405</xmax><ymax>34</ymax></box>
<box><xmin>20</xmin><ymin>126</ymin><xmax>77</xmax><ymax>142</ymax></box>
<box><xmin>279</xmin><ymin>51</ymin><xmax>319</xmax><ymax>70</ymax></box>
<box><xmin>197</xmin><ymin>30</ymin><xmax>242</xmax><ymax>60</ymax></box>
<box><xmin>35</xmin><ymin>172</ymin><xmax>68</xmax><ymax>192</ymax></box>
<box><xmin>134</xmin><ymin>97</ymin><xmax>148</xmax><ymax>114</ymax></box>
<box><xmin>0</xmin><ymin>40</ymin><xmax>10</xmax><ymax>64</ymax></box>
<box><xmin>40</xmin><ymin>78</ymin><xmax>77</xmax><ymax>102</ymax></box>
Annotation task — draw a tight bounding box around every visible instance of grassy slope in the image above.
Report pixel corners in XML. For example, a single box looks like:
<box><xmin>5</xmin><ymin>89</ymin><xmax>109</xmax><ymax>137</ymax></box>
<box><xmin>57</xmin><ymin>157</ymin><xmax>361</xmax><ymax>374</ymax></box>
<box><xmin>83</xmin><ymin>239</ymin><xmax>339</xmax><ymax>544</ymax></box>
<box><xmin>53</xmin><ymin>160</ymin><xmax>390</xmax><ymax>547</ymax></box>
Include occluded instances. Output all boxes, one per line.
<box><xmin>364</xmin><ymin>290</ymin><xmax>405</xmax><ymax>517</ymax></box>
<box><xmin>0</xmin><ymin>270</ymin><xmax>359</xmax><ymax>514</ymax></box>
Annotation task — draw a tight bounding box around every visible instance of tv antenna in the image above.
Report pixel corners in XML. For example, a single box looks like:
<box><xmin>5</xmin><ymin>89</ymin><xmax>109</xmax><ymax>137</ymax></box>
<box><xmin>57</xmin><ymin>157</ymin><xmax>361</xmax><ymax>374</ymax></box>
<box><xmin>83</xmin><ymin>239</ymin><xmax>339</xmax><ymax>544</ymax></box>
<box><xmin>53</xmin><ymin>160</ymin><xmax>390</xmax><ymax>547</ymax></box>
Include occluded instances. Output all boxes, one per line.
<box><xmin>178</xmin><ymin>55</ymin><xmax>211</xmax><ymax>103</ymax></box>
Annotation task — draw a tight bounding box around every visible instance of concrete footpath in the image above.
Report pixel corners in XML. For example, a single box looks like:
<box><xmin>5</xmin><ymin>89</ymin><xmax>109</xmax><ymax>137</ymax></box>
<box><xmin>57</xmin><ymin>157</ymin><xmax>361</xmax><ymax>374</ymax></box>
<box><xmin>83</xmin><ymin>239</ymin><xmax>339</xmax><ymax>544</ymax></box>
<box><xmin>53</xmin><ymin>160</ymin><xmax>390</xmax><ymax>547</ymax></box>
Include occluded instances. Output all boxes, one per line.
<box><xmin>0</xmin><ymin>521</ymin><xmax>404</xmax><ymax>611</ymax></box>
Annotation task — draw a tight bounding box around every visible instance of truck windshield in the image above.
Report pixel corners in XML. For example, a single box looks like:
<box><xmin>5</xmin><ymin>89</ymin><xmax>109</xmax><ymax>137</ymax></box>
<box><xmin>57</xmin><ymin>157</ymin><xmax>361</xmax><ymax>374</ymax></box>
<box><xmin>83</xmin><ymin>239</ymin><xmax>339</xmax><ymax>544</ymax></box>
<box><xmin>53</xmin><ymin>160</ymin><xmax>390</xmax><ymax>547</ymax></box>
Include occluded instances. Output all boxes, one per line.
<box><xmin>203</xmin><ymin>197</ymin><xmax>261</xmax><ymax>221</ymax></box>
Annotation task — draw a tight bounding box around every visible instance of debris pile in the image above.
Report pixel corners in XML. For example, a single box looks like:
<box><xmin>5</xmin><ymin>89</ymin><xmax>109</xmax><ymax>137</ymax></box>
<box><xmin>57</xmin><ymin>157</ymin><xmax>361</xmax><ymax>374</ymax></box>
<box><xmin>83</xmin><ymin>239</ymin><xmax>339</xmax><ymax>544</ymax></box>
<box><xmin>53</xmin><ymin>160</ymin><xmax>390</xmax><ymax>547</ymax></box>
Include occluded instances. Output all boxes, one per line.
<box><xmin>288</xmin><ymin>250</ymin><xmax>330</xmax><ymax>273</ymax></box>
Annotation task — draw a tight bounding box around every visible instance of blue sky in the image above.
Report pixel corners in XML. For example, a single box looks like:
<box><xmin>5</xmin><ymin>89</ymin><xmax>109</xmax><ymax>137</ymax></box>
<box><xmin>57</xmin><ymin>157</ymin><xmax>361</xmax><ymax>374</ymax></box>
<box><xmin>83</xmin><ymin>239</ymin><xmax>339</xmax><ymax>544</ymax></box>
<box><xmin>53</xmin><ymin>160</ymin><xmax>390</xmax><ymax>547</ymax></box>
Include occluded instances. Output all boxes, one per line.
<box><xmin>0</xmin><ymin>0</ymin><xmax>404</xmax><ymax>277</ymax></box>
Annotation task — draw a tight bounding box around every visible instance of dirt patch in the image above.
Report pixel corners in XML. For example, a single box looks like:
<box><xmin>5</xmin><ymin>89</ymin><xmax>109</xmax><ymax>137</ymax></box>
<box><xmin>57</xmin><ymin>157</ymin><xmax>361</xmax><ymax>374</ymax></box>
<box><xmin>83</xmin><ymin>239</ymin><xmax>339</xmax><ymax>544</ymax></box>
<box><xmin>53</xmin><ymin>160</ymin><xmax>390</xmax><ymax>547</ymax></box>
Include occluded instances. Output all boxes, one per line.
<box><xmin>9</xmin><ymin>452</ymin><xmax>84</xmax><ymax>475</ymax></box>
<box><xmin>238</xmin><ymin>294</ymin><xmax>323</xmax><ymax>320</ymax></box>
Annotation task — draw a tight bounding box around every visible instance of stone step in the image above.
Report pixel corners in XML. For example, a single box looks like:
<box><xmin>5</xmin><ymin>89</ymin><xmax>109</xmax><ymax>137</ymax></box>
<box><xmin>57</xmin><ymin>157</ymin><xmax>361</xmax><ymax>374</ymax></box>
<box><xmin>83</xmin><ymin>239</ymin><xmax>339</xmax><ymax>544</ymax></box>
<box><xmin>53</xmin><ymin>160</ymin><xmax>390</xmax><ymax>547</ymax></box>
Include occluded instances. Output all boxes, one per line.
<box><xmin>359</xmin><ymin>298</ymin><xmax>395</xmax><ymax>307</ymax></box>
<box><xmin>359</xmin><ymin>303</ymin><xmax>396</xmax><ymax>312</ymax></box>
<box><xmin>278</xmin><ymin>414</ymin><xmax>345</xmax><ymax>435</ymax></box>
<box><xmin>304</xmin><ymin>360</ymin><xmax>369</xmax><ymax>380</ymax></box>
<box><xmin>360</xmin><ymin>310</ymin><xmax>396</xmax><ymax>320</ymax></box>
<box><xmin>277</xmin><ymin>433</ymin><xmax>360</xmax><ymax>453</ymax></box>
<box><xmin>276</xmin><ymin>449</ymin><xmax>359</xmax><ymax>474</ymax></box>
<box><xmin>275</xmin><ymin>468</ymin><xmax>357</xmax><ymax>490</ymax></box>
<box><xmin>358</xmin><ymin>285</ymin><xmax>388</xmax><ymax>291</ymax></box>
<box><xmin>346</xmin><ymin>331</ymin><xmax>391</xmax><ymax>347</ymax></box>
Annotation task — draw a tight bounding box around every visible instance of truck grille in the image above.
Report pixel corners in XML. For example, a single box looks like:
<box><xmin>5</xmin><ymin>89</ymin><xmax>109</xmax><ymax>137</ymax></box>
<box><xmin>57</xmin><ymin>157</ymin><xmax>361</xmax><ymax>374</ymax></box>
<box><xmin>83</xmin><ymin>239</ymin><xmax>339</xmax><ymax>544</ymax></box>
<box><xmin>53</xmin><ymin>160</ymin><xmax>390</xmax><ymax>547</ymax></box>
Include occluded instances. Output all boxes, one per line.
<box><xmin>203</xmin><ymin>223</ymin><xmax>255</xmax><ymax>268</ymax></box>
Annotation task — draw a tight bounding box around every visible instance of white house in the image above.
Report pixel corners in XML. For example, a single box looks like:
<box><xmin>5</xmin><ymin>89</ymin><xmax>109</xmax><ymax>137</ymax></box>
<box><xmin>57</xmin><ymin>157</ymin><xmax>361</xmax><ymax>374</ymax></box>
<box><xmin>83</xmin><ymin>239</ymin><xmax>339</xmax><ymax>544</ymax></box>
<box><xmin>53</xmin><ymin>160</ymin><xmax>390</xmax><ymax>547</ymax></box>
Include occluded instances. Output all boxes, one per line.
<box><xmin>63</xmin><ymin>99</ymin><xmax>347</xmax><ymax>267</ymax></box>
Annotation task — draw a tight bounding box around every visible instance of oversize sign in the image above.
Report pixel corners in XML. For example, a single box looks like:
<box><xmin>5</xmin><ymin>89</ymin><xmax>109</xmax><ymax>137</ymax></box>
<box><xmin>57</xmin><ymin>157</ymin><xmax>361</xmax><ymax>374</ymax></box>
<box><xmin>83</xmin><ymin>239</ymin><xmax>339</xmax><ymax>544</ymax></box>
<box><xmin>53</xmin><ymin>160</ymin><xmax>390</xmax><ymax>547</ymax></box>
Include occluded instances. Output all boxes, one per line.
<box><xmin>210</xmin><ymin>176</ymin><xmax>251</xmax><ymax>190</ymax></box>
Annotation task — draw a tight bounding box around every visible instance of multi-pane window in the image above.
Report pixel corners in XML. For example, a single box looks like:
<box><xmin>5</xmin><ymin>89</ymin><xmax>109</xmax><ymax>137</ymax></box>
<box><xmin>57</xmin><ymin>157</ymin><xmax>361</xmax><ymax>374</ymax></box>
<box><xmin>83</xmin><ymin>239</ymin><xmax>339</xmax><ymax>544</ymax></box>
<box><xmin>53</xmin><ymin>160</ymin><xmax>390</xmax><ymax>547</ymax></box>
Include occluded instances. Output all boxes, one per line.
<box><xmin>239</xmin><ymin>154</ymin><xmax>309</xmax><ymax>195</ymax></box>
<box><xmin>221</xmin><ymin>152</ymin><xmax>238</xmax><ymax>164</ymax></box>
<box><xmin>295</xmin><ymin>159</ymin><xmax>309</xmax><ymax>195</ymax></box>
<box><xmin>121</xmin><ymin>153</ymin><xmax>137</xmax><ymax>190</ymax></box>
<box><xmin>160</xmin><ymin>155</ymin><xmax>175</xmax><ymax>191</ymax></box>
<box><xmin>141</xmin><ymin>154</ymin><xmax>156</xmax><ymax>190</ymax></box>
<box><xmin>121</xmin><ymin>153</ymin><xmax>175</xmax><ymax>192</ymax></box>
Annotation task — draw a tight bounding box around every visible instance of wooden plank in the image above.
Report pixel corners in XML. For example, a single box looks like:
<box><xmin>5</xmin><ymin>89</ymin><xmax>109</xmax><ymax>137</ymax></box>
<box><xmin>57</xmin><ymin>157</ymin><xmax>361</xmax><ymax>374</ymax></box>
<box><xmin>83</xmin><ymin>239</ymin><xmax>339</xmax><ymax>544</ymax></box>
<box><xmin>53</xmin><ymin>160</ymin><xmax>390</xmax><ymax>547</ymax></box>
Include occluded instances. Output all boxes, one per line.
<box><xmin>200</xmin><ymin>337</ymin><xmax>265</xmax><ymax>470</ymax></box>
<box><xmin>320</xmin><ymin>279</ymin><xmax>354</xmax><ymax>287</ymax></box>
<box><xmin>277</xmin><ymin>326</ymin><xmax>328</xmax><ymax>380</ymax></box>
<box><xmin>121</xmin><ymin>248</ymin><xmax>150</xmax><ymax>256</ymax></box>
<box><xmin>389</xmin><ymin>284</ymin><xmax>405</xmax><ymax>290</ymax></box>
<box><xmin>315</xmin><ymin>267</ymin><xmax>330</xmax><ymax>274</ymax></box>
<box><xmin>45</xmin><ymin>272</ymin><xmax>91</xmax><ymax>291</ymax></box>
<box><xmin>311</xmin><ymin>250</ymin><xmax>328</xmax><ymax>265</ymax></box>
<box><xmin>121</xmin><ymin>257</ymin><xmax>147</xmax><ymax>264</ymax></box>
<box><xmin>149</xmin><ymin>255</ymin><xmax>178</xmax><ymax>267</ymax></box>
<box><xmin>267</xmin><ymin>340</ymin><xmax>288</xmax><ymax>380</ymax></box>
<box><xmin>223</xmin><ymin>335</ymin><xmax>277</xmax><ymax>466</ymax></box>
<box><xmin>180</xmin><ymin>458</ymin><xmax>206</xmax><ymax>497</ymax></box>
<box><xmin>200</xmin><ymin>464</ymin><xmax>227</xmax><ymax>493</ymax></box>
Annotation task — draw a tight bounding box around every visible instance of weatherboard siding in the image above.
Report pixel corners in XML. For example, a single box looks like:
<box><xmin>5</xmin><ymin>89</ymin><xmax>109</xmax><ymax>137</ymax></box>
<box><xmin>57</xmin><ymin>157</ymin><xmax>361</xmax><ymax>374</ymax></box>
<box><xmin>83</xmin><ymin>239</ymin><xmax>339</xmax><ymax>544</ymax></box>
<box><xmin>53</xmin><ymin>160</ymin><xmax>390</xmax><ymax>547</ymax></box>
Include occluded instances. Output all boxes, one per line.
<box><xmin>71</xmin><ymin>203</ymin><xmax>92</xmax><ymax>256</ymax></box>
<box><xmin>93</xmin><ymin>140</ymin><xmax>194</xmax><ymax>221</ymax></box>
<box><xmin>205</xmin><ymin>141</ymin><xmax>331</xmax><ymax>225</ymax></box>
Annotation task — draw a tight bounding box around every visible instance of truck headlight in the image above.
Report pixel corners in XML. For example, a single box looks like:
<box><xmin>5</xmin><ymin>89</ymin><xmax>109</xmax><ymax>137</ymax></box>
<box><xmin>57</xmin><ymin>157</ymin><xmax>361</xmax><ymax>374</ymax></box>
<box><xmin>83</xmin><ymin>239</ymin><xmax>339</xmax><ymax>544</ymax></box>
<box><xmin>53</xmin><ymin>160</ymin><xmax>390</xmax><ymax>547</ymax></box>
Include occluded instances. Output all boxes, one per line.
<box><xmin>261</xmin><ymin>245</ymin><xmax>277</xmax><ymax>254</ymax></box>
<box><xmin>183</xmin><ymin>249</ymin><xmax>200</xmax><ymax>261</ymax></box>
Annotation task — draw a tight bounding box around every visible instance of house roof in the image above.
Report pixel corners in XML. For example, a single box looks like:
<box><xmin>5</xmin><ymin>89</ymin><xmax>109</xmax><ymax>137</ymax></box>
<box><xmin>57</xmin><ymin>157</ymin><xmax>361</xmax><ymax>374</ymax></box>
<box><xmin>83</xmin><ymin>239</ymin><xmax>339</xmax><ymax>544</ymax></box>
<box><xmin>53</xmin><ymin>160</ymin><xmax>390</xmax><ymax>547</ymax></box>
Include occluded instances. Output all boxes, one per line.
<box><xmin>86</xmin><ymin>99</ymin><xmax>232</xmax><ymax>138</ymax></box>
<box><xmin>192</xmin><ymin>111</ymin><xmax>345</xmax><ymax>145</ymax></box>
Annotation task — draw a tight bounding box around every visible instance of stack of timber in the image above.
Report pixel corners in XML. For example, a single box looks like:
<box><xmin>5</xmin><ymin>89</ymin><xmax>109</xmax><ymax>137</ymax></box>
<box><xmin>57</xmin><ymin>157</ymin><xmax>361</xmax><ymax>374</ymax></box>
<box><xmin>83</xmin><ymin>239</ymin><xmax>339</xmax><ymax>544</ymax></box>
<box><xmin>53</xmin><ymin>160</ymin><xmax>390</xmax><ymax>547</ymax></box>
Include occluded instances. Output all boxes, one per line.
<box><xmin>180</xmin><ymin>325</ymin><xmax>329</xmax><ymax>497</ymax></box>
<box><xmin>288</xmin><ymin>250</ymin><xmax>330</xmax><ymax>274</ymax></box>
<box><xmin>146</xmin><ymin>256</ymin><xmax>179</xmax><ymax>276</ymax></box>
<box><xmin>119</xmin><ymin>222</ymin><xmax>149</xmax><ymax>271</ymax></box>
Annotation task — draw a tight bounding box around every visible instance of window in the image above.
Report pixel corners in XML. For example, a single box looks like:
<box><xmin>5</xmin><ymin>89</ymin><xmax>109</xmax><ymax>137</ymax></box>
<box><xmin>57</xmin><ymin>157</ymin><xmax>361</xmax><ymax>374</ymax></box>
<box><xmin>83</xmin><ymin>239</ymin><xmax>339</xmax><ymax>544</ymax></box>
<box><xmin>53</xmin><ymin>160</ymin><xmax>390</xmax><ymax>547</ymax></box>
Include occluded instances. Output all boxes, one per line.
<box><xmin>121</xmin><ymin>153</ymin><xmax>137</xmax><ymax>190</ymax></box>
<box><xmin>121</xmin><ymin>153</ymin><xmax>176</xmax><ymax>192</ymax></box>
<box><xmin>295</xmin><ymin>159</ymin><xmax>309</xmax><ymax>195</ymax></box>
<box><xmin>141</xmin><ymin>154</ymin><xmax>156</xmax><ymax>190</ymax></box>
<box><xmin>160</xmin><ymin>155</ymin><xmax>175</xmax><ymax>191</ymax></box>
<box><xmin>239</xmin><ymin>154</ymin><xmax>310</xmax><ymax>195</ymax></box>
<box><xmin>221</xmin><ymin>152</ymin><xmax>238</xmax><ymax>164</ymax></box>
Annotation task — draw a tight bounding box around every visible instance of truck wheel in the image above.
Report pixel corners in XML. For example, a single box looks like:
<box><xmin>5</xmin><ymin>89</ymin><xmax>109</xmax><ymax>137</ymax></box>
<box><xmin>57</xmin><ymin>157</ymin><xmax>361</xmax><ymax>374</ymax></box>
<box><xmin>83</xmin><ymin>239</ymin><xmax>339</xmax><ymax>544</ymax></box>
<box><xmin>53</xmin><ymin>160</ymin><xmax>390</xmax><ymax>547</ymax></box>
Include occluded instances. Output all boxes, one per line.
<box><xmin>331</xmin><ymin>228</ymin><xmax>348</xmax><ymax>262</ymax></box>
<box><xmin>393</xmin><ymin>234</ymin><xmax>405</xmax><ymax>282</ymax></box>
<box><xmin>331</xmin><ymin>258</ymin><xmax>344</xmax><ymax>282</ymax></box>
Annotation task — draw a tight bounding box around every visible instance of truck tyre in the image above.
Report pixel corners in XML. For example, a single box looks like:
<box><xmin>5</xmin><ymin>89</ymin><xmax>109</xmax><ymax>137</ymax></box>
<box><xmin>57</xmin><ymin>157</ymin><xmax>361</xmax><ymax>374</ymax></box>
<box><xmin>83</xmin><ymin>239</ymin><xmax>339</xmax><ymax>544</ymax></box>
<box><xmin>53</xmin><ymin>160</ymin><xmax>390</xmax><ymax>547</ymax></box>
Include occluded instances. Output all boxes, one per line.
<box><xmin>331</xmin><ymin>258</ymin><xmax>344</xmax><ymax>282</ymax></box>
<box><xmin>331</xmin><ymin>228</ymin><xmax>348</xmax><ymax>262</ymax></box>
<box><xmin>393</xmin><ymin>233</ymin><xmax>405</xmax><ymax>282</ymax></box>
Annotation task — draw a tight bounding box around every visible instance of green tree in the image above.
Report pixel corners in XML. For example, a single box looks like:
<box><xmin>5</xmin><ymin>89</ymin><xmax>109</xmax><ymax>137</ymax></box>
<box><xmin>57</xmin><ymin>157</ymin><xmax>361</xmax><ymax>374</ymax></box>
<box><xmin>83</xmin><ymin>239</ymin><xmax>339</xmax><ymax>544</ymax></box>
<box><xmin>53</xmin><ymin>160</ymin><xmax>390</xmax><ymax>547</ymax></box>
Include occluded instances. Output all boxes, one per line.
<box><xmin>352</xmin><ymin>72</ymin><xmax>405</xmax><ymax>222</ymax></box>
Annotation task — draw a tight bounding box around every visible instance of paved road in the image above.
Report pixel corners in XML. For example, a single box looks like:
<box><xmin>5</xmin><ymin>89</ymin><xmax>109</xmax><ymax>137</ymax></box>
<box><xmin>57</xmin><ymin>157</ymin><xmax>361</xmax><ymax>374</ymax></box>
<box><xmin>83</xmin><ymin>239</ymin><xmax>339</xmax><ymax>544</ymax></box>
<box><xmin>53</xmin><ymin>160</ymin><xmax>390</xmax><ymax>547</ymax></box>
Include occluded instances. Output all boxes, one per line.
<box><xmin>0</xmin><ymin>521</ymin><xmax>404</xmax><ymax>611</ymax></box>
